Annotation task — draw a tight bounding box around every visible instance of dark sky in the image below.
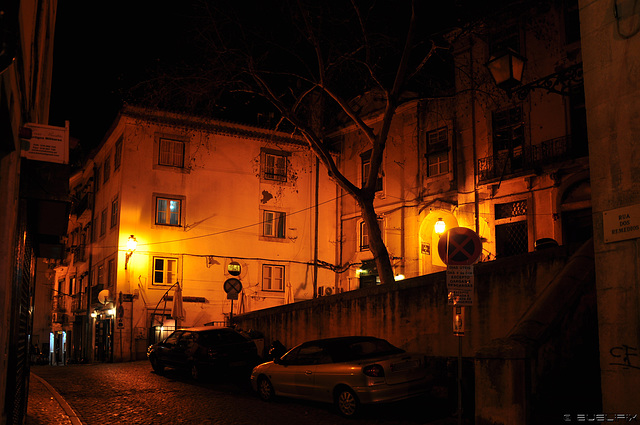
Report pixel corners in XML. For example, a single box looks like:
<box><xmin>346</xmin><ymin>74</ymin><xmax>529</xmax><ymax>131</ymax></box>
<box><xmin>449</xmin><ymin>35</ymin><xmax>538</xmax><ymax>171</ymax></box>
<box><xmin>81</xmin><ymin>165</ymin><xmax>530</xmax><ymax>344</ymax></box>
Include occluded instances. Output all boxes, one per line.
<box><xmin>48</xmin><ymin>2</ymin><xmax>459</xmax><ymax>154</ymax></box>
<box><xmin>48</xmin><ymin>2</ymin><xmax>196</xmax><ymax>149</ymax></box>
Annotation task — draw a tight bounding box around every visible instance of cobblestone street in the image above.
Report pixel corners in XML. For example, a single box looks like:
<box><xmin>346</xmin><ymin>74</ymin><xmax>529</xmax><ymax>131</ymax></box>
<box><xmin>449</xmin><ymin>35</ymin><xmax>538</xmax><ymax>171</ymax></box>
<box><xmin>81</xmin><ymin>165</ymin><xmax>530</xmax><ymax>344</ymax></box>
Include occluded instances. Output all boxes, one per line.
<box><xmin>28</xmin><ymin>360</ymin><xmax>457</xmax><ymax>425</ymax></box>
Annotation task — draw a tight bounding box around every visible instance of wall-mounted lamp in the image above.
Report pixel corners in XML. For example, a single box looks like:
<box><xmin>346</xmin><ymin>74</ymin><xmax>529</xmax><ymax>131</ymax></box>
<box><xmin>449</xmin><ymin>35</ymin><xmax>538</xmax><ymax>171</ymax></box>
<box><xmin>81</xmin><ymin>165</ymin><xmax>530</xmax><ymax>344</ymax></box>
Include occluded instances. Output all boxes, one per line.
<box><xmin>435</xmin><ymin>218</ymin><xmax>446</xmax><ymax>235</ymax></box>
<box><xmin>124</xmin><ymin>235</ymin><xmax>137</xmax><ymax>270</ymax></box>
<box><xmin>486</xmin><ymin>49</ymin><xmax>583</xmax><ymax>100</ymax></box>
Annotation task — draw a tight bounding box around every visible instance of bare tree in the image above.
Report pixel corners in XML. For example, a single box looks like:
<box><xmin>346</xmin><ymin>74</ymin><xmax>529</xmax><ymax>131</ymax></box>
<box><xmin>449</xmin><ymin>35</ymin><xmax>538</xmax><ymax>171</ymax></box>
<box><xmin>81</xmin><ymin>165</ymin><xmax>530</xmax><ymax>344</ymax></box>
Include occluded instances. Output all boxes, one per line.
<box><xmin>130</xmin><ymin>0</ymin><xmax>444</xmax><ymax>286</ymax></box>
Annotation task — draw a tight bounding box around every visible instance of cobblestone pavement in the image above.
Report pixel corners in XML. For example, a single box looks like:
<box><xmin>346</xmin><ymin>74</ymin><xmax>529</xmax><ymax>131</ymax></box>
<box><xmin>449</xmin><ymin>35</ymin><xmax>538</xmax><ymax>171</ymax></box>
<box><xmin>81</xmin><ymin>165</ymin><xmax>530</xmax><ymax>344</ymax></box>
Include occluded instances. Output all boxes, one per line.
<box><xmin>29</xmin><ymin>360</ymin><xmax>463</xmax><ymax>425</ymax></box>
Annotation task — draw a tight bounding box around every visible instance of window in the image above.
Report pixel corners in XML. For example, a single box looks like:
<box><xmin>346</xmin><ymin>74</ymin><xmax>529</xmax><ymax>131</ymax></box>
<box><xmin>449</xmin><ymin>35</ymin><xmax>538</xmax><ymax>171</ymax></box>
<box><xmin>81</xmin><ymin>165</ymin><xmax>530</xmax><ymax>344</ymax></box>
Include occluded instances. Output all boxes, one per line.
<box><xmin>110</xmin><ymin>197</ymin><xmax>119</xmax><ymax>228</ymax></box>
<box><xmin>262</xmin><ymin>264</ymin><xmax>284</xmax><ymax>291</ymax></box>
<box><xmin>96</xmin><ymin>264</ymin><xmax>104</xmax><ymax>287</ymax></box>
<box><xmin>426</xmin><ymin>127</ymin><xmax>449</xmax><ymax>177</ymax></box>
<box><xmin>359</xmin><ymin>219</ymin><xmax>383</xmax><ymax>251</ymax></box>
<box><xmin>360</xmin><ymin>150</ymin><xmax>383</xmax><ymax>191</ymax></box>
<box><xmin>114</xmin><ymin>139</ymin><xmax>122</xmax><ymax>170</ymax></box>
<box><xmin>263</xmin><ymin>210</ymin><xmax>286</xmax><ymax>238</ymax></box>
<box><xmin>107</xmin><ymin>259</ymin><xmax>115</xmax><ymax>289</ymax></box>
<box><xmin>95</xmin><ymin>166</ymin><xmax>101</xmax><ymax>192</ymax></box>
<box><xmin>100</xmin><ymin>209</ymin><xmax>107</xmax><ymax>236</ymax></box>
<box><xmin>159</xmin><ymin>138</ymin><xmax>185</xmax><ymax>168</ymax></box>
<box><xmin>103</xmin><ymin>155</ymin><xmax>110</xmax><ymax>184</ymax></box>
<box><xmin>153</xmin><ymin>257</ymin><xmax>178</xmax><ymax>285</ymax></box>
<box><xmin>156</xmin><ymin>197</ymin><xmax>182</xmax><ymax>226</ymax></box>
<box><xmin>263</xmin><ymin>152</ymin><xmax>287</xmax><ymax>182</ymax></box>
<box><xmin>493</xmin><ymin>106</ymin><xmax>525</xmax><ymax>171</ymax></box>
<box><xmin>495</xmin><ymin>200</ymin><xmax>528</xmax><ymax>257</ymax></box>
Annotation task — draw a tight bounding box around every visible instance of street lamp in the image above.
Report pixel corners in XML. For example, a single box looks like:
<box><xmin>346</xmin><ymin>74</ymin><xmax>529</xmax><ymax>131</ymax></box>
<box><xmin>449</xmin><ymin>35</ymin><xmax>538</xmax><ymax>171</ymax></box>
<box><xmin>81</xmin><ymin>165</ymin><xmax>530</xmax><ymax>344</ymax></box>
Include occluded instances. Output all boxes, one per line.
<box><xmin>435</xmin><ymin>218</ymin><xmax>446</xmax><ymax>236</ymax></box>
<box><xmin>486</xmin><ymin>49</ymin><xmax>583</xmax><ymax>100</ymax></box>
<box><xmin>124</xmin><ymin>235</ymin><xmax>137</xmax><ymax>270</ymax></box>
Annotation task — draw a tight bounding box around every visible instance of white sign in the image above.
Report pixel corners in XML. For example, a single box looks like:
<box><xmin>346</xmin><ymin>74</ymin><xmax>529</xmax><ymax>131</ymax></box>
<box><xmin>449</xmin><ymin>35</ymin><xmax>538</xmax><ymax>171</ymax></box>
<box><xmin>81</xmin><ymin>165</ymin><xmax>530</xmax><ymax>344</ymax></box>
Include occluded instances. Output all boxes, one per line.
<box><xmin>20</xmin><ymin>122</ymin><xmax>69</xmax><ymax>164</ymax></box>
<box><xmin>603</xmin><ymin>204</ymin><xmax>640</xmax><ymax>243</ymax></box>
<box><xmin>447</xmin><ymin>264</ymin><xmax>474</xmax><ymax>306</ymax></box>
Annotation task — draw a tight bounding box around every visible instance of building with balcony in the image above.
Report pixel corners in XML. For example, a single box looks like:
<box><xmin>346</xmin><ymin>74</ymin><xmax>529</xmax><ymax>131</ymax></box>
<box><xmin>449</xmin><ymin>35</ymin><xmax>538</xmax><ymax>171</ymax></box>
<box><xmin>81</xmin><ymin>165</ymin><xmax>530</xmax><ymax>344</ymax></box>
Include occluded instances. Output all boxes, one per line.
<box><xmin>334</xmin><ymin>0</ymin><xmax>590</xmax><ymax>291</ymax></box>
<box><xmin>53</xmin><ymin>105</ymin><xmax>338</xmax><ymax>362</ymax></box>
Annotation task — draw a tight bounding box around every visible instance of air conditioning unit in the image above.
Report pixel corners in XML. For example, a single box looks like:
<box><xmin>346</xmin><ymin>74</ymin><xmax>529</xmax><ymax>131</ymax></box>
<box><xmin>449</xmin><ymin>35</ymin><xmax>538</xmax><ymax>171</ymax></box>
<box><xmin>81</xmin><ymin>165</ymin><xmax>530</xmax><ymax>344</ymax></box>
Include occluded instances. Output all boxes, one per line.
<box><xmin>318</xmin><ymin>286</ymin><xmax>333</xmax><ymax>296</ymax></box>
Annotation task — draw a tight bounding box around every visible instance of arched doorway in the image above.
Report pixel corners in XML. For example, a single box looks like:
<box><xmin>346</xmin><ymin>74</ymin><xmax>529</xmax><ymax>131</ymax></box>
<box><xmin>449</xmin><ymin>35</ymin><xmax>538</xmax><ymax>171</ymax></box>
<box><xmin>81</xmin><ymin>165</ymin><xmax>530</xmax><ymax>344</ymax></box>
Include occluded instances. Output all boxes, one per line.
<box><xmin>419</xmin><ymin>212</ymin><xmax>458</xmax><ymax>275</ymax></box>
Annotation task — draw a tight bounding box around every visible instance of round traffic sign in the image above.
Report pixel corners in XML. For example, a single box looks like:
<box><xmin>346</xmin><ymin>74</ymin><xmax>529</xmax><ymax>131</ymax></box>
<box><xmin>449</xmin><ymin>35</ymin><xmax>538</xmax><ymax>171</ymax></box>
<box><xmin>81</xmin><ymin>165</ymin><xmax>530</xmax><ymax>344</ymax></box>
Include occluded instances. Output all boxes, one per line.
<box><xmin>223</xmin><ymin>278</ymin><xmax>243</xmax><ymax>295</ymax></box>
<box><xmin>438</xmin><ymin>227</ymin><xmax>482</xmax><ymax>265</ymax></box>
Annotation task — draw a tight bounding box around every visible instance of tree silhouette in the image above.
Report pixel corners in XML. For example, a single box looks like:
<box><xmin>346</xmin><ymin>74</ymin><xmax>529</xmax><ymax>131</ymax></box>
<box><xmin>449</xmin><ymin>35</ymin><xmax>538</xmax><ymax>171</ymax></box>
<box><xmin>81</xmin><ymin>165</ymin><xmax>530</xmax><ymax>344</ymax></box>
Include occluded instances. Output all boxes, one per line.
<box><xmin>128</xmin><ymin>0</ymin><xmax>448</xmax><ymax>286</ymax></box>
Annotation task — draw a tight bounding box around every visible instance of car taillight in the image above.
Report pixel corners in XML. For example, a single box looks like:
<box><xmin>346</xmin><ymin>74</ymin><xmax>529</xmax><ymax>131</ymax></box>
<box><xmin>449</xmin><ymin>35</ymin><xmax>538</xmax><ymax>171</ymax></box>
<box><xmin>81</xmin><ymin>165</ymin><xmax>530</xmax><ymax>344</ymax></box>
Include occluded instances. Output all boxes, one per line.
<box><xmin>363</xmin><ymin>364</ymin><xmax>385</xmax><ymax>377</ymax></box>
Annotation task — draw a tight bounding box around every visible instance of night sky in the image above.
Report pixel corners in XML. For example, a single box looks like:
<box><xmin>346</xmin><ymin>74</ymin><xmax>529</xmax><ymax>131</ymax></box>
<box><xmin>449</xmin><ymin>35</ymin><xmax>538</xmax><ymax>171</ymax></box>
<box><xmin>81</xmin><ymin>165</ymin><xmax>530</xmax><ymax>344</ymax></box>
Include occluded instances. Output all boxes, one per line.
<box><xmin>48</xmin><ymin>2</ymin><xmax>196</xmax><ymax>150</ymax></box>
<box><xmin>48</xmin><ymin>2</ymin><xmax>460</xmax><ymax>155</ymax></box>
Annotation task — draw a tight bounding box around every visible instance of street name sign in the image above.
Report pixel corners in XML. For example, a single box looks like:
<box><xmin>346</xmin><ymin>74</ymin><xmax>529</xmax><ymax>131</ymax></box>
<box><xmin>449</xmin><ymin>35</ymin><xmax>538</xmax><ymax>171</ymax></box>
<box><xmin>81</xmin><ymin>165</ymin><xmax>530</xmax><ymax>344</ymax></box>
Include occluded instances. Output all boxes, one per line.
<box><xmin>603</xmin><ymin>203</ymin><xmax>640</xmax><ymax>243</ymax></box>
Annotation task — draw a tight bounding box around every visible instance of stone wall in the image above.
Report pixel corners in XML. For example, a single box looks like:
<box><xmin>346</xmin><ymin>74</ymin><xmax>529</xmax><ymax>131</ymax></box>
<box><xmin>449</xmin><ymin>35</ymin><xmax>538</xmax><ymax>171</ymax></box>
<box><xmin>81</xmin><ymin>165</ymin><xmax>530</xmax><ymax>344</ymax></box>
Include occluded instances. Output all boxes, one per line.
<box><xmin>234</xmin><ymin>245</ymin><xmax>576</xmax><ymax>358</ymax></box>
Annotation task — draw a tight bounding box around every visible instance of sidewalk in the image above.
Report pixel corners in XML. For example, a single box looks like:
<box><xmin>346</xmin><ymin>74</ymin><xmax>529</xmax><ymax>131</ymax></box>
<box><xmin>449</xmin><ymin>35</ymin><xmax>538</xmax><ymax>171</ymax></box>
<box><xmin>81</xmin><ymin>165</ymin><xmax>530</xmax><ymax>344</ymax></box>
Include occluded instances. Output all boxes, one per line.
<box><xmin>27</xmin><ymin>373</ymin><xmax>82</xmax><ymax>425</ymax></box>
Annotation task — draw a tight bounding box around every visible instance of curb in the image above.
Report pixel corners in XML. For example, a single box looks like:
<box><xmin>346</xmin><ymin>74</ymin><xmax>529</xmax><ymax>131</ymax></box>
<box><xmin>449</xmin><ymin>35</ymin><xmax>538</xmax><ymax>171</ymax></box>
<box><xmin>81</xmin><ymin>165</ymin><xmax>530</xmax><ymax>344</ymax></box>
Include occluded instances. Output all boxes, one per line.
<box><xmin>31</xmin><ymin>373</ymin><xmax>84</xmax><ymax>425</ymax></box>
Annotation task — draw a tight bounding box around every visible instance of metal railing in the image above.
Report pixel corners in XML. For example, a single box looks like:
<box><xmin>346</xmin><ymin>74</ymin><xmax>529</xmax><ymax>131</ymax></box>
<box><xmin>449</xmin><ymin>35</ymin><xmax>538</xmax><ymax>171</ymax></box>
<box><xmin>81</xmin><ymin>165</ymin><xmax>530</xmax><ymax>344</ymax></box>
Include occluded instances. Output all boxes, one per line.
<box><xmin>478</xmin><ymin>135</ymin><xmax>587</xmax><ymax>183</ymax></box>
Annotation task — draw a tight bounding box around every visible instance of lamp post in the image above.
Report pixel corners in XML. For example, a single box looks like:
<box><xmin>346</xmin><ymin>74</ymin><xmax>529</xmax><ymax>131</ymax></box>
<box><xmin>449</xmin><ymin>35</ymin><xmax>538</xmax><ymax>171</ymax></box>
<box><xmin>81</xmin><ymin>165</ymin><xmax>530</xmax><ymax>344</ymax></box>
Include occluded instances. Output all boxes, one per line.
<box><xmin>124</xmin><ymin>235</ymin><xmax>137</xmax><ymax>270</ymax></box>
<box><xmin>486</xmin><ymin>49</ymin><xmax>583</xmax><ymax>99</ymax></box>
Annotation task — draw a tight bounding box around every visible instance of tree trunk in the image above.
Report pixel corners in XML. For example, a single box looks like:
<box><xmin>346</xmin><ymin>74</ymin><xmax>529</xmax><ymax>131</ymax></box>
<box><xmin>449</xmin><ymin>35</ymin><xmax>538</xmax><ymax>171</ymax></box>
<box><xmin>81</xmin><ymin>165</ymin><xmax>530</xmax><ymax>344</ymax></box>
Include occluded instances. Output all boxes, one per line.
<box><xmin>360</xmin><ymin>198</ymin><xmax>395</xmax><ymax>286</ymax></box>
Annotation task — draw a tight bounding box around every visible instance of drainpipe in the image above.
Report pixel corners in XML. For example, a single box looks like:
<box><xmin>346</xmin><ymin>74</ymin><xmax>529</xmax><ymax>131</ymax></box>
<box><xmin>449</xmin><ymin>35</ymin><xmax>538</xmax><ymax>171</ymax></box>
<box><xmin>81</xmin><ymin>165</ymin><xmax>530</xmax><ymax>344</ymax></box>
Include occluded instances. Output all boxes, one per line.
<box><xmin>471</xmin><ymin>37</ymin><xmax>480</xmax><ymax>235</ymax></box>
<box><xmin>313</xmin><ymin>157</ymin><xmax>319</xmax><ymax>297</ymax></box>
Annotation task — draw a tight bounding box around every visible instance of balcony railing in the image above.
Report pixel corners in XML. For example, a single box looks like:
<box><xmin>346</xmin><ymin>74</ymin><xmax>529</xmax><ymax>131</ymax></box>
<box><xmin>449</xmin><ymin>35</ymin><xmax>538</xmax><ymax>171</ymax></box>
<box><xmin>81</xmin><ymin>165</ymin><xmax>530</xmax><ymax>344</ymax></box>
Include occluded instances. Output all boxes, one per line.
<box><xmin>72</xmin><ymin>292</ymin><xmax>87</xmax><ymax>313</ymax></box>
<box><xmin>52</xmin><ymin>295</ymin><xmax>68</xmax><ymax>313</ymax></box>
<box><xmin>478</xmin><ymin>135</ymin><xmax>587</xmax><ymax>183</ymax></box>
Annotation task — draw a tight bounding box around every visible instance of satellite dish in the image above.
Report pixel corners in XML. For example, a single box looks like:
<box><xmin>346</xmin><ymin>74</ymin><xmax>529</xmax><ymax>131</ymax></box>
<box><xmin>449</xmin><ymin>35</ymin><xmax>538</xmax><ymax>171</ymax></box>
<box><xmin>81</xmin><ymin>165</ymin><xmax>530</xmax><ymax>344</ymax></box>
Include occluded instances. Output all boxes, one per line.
<box><xmin>98</xmin><ymin>289</ymin><xmax>110</xmax><ymax>305</ymax></box>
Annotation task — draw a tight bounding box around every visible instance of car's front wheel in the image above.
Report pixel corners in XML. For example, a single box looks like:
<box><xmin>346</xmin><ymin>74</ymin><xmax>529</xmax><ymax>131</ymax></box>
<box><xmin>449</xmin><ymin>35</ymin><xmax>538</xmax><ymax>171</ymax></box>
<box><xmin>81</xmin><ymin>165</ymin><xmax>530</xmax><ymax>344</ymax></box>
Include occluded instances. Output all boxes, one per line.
<box><xmin>150</xmin><ymin>355</ymin><xmax>164</xmax><ymax>374</ymax></box>
<box><xmin>335</xmin><ymin>386</ymin><xmax>360</xmax><ymax>417</ymax></box>
<box><xmin>257</xmin><ymin>376</ymin><xmax>275</xmax><ymax>401</ymax></box>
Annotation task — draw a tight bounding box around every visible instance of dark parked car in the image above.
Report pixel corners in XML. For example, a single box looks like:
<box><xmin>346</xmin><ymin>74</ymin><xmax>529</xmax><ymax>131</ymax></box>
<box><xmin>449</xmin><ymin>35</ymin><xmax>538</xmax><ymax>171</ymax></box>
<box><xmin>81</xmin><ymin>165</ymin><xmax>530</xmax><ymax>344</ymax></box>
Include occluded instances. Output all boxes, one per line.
<box><xmin>250</xmin><ymin>336</ymin><xmax>430</xmax><ymax>417</ymax></box>
<box><xmin>148</xmin><ymin>326</ymin><xmax>259</xmax><ymax>380</ymax></box>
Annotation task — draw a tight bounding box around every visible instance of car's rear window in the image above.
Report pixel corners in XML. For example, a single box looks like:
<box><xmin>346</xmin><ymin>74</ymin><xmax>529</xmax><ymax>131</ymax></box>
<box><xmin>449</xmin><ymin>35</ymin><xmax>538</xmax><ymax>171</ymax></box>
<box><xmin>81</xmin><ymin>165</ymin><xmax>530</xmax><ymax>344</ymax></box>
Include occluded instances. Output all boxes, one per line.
<box><xmin>328</xmin><ymin>338</ymin><xmax>405</xmax><ymax>362</ymax></box>
<box><xmin>198</xmin><ymin>329</ymin><xmax>248</xmax><ymax>346</ymax></box>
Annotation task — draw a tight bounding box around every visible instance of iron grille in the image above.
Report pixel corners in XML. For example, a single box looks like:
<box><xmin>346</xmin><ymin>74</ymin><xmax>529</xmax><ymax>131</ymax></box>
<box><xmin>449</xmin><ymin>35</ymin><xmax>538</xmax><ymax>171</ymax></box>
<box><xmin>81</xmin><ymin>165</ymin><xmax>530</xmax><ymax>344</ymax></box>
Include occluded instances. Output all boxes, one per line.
<box><xmin>496</xmin><ymin>200</ymin><xmax>527</xmax><ymax>219</ymax></box>
<box><xmin>496</xmin><ymin>221</ymin><xmax>528</xmax><ymax>257</ymax></box>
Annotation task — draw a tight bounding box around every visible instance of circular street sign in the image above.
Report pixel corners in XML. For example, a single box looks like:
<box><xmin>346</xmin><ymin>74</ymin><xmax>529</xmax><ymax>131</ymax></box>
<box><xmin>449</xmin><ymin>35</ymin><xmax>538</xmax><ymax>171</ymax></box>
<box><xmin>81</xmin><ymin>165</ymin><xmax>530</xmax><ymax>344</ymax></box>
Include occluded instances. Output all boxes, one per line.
<box><xmin>227</xmin><ymin>261</ymin><xmax>242</xmax><ymax>276</ymax></box>
<box><xmin>223</xmin><ymin>278</ymin><xmax>243</xmax><ymax>295</ymax></box>
<box><xmin>438</xmin><ymin>227</ymin><xmax>483</xmax><ymax>266</ymax></box>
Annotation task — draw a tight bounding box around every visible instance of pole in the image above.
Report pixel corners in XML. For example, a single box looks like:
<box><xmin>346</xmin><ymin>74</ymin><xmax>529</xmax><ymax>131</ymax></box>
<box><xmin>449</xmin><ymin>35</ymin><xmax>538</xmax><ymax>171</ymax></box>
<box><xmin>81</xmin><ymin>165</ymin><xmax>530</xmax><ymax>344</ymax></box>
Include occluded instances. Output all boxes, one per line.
<box><xmin>458</xmin><ymin>333</ymin><xmax>462</xmax><ymax>425</ymax></box>
<box><xmin>229</xmin><ymin>300</ymin><xmax>234</xmax><ymax>326</ymax></box>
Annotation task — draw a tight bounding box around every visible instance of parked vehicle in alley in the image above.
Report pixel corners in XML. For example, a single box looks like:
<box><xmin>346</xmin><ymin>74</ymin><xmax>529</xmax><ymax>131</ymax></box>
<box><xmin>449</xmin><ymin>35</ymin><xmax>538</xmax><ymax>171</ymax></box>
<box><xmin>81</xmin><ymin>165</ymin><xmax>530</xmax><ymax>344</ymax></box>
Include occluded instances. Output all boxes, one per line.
<box><xmin>250</xmin><ymin>336</ymin><xmax>430</xmax><ymax>417</ymax></box>
<box><xmin>148</xmin><ymin>326</ymin><xmax>259</xmax><ymax>380</ymax></box>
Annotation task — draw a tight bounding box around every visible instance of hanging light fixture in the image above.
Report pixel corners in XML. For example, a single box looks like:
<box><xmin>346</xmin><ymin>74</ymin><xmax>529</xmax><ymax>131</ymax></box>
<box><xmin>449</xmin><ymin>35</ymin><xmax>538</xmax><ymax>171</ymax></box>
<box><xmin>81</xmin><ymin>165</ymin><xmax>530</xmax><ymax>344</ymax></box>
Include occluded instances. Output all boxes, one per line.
<box><xmin>435</xmin><ymin>218</ymin><xmax>446</xmax><ymax>235</ymax></box>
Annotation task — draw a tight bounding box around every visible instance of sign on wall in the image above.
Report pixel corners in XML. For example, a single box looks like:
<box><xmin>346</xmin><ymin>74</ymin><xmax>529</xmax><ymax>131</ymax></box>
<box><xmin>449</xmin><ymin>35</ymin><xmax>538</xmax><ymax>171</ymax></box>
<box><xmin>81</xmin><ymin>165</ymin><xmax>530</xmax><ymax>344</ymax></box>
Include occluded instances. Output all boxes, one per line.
<box><xmin>603</xmin><ymin>204</ymin><xmax>640</xmax><ymax>243</ymax></box>
<box><xmin>20</xmin><ymin>122</ymin><xmax>69</xmax><ymax>164</ymax></box>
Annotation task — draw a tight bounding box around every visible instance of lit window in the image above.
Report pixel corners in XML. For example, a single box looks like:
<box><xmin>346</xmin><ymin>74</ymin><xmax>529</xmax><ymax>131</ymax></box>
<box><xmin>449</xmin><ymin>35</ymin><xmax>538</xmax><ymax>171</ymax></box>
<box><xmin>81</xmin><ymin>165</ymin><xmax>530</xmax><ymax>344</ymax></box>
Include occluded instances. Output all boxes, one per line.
<box><xmin>263</xmin><ymin>210</ymin><xmax>286</xmax><ymax>238</ymax></box>
<box><xmin>263</xmin><ymin>152</ymin><xmax>287</xmax><ymax>182</ymax></box>
<box><xmin>262</xmin><ymin>264</ymin><xmax>284</xmax><ymax>291</ymax></box>
<box><xmin>159</xmin><ymin>138</ymin><xmax>185</xmax><ymax>168</ymax></box>
<box><xmin>156</xmin><ymin>197</ymin><xmax>181</xmax><ymax>226</ymax></box>
<box><xmin>153</xmin><ymin>257</ymin><xmax>178</xmax><ymax>285</ymax></box>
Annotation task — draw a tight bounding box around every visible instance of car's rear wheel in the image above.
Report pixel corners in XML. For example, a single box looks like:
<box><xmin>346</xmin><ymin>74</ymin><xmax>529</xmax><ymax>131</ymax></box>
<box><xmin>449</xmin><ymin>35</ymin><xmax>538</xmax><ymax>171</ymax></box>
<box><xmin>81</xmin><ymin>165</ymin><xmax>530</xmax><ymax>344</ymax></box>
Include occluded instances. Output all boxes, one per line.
<box><xmin>257</xmin><ymin>376</ymin><xmax>275</xmax><ymax>401</ymax></box>
<box><xmin>150</xmin><ymin>355</ymin><xmax>164</xmax><ymax>374</ymax></box>
<box><xmin>335</xmin><ymin>387</ymin><xmax>360</xmax><ymax>417</ymax></box>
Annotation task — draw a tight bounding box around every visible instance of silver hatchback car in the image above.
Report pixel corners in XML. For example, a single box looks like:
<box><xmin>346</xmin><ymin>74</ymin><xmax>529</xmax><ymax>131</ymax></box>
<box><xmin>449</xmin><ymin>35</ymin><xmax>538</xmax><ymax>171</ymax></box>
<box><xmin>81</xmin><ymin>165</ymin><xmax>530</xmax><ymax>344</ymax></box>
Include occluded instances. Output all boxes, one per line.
<box><xmin>250</xmin><ymin>336</ymin><xmax>430</xmax><ymax>417</ymax></box>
